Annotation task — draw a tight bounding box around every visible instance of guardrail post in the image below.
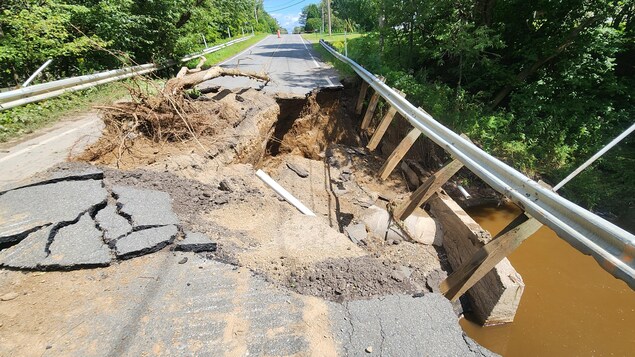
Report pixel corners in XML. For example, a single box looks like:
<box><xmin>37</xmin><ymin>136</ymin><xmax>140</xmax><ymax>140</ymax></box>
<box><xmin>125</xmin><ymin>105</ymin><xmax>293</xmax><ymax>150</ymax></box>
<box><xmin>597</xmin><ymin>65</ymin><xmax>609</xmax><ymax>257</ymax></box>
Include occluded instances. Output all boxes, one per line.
<box><xmin>360</xmin><ymin>76</ymin><xmax>385</xmax><ymax>129</ymax></box>
<box><xmin>355</xmin><ymin>81</ymin><xmax>369</xmax><ymax>115</ymax></box>
<box><xmin>440</xmin><ymin>214</ymin><xmax>543</xmax><ymax>301</ymax></box>
<box><xmin>367</xmin><ymin>89</ymin><xmax>406</xmax><ymax>151</ymax></box>
<box><xmin>378</xmin><ymin>126</ymin><xmax>421</xmax><ymax>180</ymax></box>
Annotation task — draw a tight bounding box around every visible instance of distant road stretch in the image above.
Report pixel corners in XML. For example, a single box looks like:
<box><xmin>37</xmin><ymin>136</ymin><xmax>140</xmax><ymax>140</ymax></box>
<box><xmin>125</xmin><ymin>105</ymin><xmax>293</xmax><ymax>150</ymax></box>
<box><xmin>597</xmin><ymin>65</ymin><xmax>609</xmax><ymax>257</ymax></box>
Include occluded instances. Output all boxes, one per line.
<box><xmin>203</xmin><ymin>35</ymin><xmax>341</xmax><ymax>97</ymax></box>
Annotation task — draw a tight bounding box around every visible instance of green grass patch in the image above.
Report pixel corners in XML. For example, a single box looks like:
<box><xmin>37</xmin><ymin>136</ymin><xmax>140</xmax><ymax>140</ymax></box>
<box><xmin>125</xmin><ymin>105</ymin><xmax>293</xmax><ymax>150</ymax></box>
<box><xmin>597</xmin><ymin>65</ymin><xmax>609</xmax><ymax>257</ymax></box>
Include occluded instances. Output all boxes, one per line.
<box><xmin>187</xmin><ymin>34</ymin><xmax>269</xmax><ymax>68</ymax></box>
<box><xmin>0</xmin><ymin>78</ymin><xmax>164</xmax><ymax>143</ymax></box>
<box><xmin>310</xmin><ymin>43</ymin><xmax>356</xmax><ymax>77</ymax></box>
<box><xmin>301</xmin><ymin>33</ymin><xmax>363</xmax><ymax>44</ymax></box>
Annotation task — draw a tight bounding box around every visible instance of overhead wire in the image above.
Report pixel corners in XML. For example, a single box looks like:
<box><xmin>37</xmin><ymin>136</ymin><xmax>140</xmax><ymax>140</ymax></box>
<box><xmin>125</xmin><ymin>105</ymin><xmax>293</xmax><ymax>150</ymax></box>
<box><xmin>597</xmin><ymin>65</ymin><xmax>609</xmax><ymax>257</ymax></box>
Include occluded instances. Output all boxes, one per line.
<box><xmin>264</xmin><ymin>0</ymin><xmax>308</xmax><ymax>13</ymax></box>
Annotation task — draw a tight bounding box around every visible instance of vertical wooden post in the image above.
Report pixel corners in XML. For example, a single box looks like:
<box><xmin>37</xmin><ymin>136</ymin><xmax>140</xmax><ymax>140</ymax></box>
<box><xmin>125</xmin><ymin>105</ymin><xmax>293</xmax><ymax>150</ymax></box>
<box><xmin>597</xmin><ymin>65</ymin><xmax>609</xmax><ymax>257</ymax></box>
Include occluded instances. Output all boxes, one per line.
<box><xmin>367</xmin><ymin>90</ymin><xmax>406</xmax><ymax>151</ymax></box>
<box><xmin>393</xmin><ymin>159</ymin><xmax>464</xmax><ymax>220</ymax></box>
<box><xmin>355</xmin><ymin>81</ymin><xmax>370</xmax><ymax>115</ymax></box>
<box><xmin>361</xmin><ymin>92</ymin><xmax>381</xmax><ymax>130</ymax></box>
<box><xmin>378</xmin><ymin>127</ymin><xmax>421</xmax><ymax>180</ymax></box>
<box><xmin>360</xmin><ymin>76</ymin><xmax>385</xmax><ymax>130</ymax></box>
<box><xmin>440</xmin><ymin>215</ymin><xmax>543</xmax><ymax>301</ymax></box>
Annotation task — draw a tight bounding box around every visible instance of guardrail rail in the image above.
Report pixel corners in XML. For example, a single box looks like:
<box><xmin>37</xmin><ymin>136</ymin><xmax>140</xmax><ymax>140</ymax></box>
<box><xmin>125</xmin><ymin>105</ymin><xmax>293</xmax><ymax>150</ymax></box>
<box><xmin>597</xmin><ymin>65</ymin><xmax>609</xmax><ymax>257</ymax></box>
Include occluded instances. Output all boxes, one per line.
<box><xmin>0</xmin><ymin>36</ymin><xmax>253</xmax><ymax>111</ymax></box>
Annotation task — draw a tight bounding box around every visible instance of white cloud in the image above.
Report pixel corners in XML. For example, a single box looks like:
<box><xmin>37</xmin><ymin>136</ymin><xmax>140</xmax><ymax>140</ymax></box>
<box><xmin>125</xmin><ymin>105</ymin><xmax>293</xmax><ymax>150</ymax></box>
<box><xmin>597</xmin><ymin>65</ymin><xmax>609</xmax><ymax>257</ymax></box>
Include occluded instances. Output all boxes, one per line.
<box><xmin>271</xmin><ymin>12</ymin><xmax>302</xmax><ymax>31</ymax></box>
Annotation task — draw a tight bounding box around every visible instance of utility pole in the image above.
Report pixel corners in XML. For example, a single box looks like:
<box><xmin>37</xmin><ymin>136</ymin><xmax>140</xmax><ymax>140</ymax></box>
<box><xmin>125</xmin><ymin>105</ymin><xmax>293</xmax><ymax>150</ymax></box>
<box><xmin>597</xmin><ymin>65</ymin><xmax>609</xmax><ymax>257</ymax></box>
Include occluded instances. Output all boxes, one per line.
<box><xmin>254</xmin><ymin>1</ymin><xmax>258</xmax><ymax>22</ymax></box>
<box><xmin>228</xmin><ymin>27</ymin><xmax>232</xmax><ymax>39</ymax></box>
<box><xmin>327</xmin><ymin>0</ymin><xmax>332</xmax><ymax>35</ymax></box>
<box><xmin>321</xmin><ymin>4</ymin><xmax>325</xmax><ymax>34</ymax></box>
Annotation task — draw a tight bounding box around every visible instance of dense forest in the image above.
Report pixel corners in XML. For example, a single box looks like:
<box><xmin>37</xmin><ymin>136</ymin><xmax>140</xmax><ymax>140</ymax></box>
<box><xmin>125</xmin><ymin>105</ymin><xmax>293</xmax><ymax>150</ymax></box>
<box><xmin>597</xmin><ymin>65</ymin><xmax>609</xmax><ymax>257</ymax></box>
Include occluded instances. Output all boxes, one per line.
<box><xmin>330</xmin><ymin>0</ymin><xmax>634</xmax><ymax>215</ymax></box>
<box><xmin>0</xmin><ymin>0</ymin><xmax>279</xmax><ymax>88</ymax></box>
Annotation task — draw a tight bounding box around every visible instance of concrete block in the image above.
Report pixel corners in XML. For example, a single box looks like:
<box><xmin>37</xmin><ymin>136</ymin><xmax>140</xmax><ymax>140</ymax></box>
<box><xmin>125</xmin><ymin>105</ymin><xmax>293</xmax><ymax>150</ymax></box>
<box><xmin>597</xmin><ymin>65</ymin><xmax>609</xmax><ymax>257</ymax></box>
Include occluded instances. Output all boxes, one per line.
<box><xmin>361</xmin><ymin>205</ymin><xmax>441</xmax><ymax>245</ymax></box>
<box><xmin>429</xmin><ymin>192</ymin><xmax>524</xmax><ymax>325</ymax></box>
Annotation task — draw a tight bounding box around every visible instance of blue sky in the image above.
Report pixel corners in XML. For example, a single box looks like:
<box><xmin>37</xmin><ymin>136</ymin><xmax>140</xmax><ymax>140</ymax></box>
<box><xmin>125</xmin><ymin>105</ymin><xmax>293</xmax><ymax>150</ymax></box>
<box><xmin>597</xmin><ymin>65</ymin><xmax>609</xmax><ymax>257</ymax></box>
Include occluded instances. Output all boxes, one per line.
<box><xmin>264</xmin><ymin>0</ymin><xmax>321</xmax><ymax>33</ymax></box>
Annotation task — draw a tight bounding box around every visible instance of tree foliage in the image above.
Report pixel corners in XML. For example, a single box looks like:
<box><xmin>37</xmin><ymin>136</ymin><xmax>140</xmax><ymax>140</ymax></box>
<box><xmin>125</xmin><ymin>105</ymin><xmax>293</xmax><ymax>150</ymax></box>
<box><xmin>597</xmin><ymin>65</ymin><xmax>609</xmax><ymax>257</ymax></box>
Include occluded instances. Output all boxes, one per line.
<box><xmin>0</xmin><ymin>0</ymin><xmax>280</xmax><ymax>87</ymax></box>
<box><xmin>333</xmin><ymin>0</ymin><xmax>634</xmax><ymax>212</ymax></box>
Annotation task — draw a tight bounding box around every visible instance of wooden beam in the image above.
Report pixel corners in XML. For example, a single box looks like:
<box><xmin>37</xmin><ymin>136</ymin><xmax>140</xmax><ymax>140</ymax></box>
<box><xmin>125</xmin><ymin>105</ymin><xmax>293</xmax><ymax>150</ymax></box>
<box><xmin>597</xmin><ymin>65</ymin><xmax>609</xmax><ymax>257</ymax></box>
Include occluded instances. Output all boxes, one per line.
<box><xmin>393</xmin><ymin>159</ymin><xmax>464</xmax><ymax>220</ymax></box>
<box><xmin>378</xmin><ymin>127</ymin><xmax>421</xmax><ymax>180</ymax></box>
<box><xmin>360</xmin><ymin>76</ymin><xmax>385</xmax><ymax>130</ymax></box>
<box><xmin>355</xmin><ymin>81</ymin><xmax>370</xmax><ymax>115</ymax></box>
<box><xmin>361</xmin><ymin>92</ymin><xmax>381</xmax><ymax>130</ymax></box>
<box><xmin>367</xmin><ymin>90</ymin><xmax>406</xmax><ymax>151</ymax></box>
<box><xmin>440</xmin><ymin>214</ymin><xmax>543</xmax><ymax>301</ymax></box>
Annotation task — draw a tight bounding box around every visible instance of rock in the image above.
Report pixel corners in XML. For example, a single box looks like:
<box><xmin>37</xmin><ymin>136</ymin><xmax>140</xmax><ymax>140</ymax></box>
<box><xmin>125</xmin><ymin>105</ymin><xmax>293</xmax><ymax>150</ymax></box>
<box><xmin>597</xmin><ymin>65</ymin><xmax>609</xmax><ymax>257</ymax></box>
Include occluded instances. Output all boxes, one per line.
<box><xmin>95</xmin><ymin>205</ymin><xmax>133</xmax><ymax>243</ymax></box>
<box><xmin>361</xmin><ymin>205</ymin><xmax>441</xmax><ymax>245</ymax></box>
<box><xmin>390</xmin><ymin>271</ymin><xmax>406</xmax><ymax>282</ymax></box>
<box><xmin>115</xmin><ymin>225</ymin><xmax>178</xmax><ymax>259</ymax></box>
<box><xmin>365</xmin><ymin>346</ymin><xmax>373</xmax><ymax>353</ymax></box>
<box><xmin>175</xmin><ymin>232</ymin><xmax>218</xmax><ymax>253</ymax></box>
<box><xmin>0</xmin><ymin>180</ymin><xmax>107</xmax><ymax>244</ymax></box>
<box><xmin>44</xmin><ymin>214</ymin><xmax>111</xmax><ymax>268</ymax></box>
<box><xmin>218</xmin><ymin>179</ymin><xmax>236</xmax><ymax>192</ymax></box>
<box><xmin>178</xmin><ymin>257</ymin><xmax>188</xmax><ymax>264</ymax></box>
<box><xmin>286</xmin><ymin>162</ymin><xmax>309</xmax><ymax>178</ymax></box>
<box><xmin>425</xmin><ymin>269</ymin><xmax>448</xmax><ymax>293</ymax></box>
<box><xmin>0</xmin><ymin>292</ymin><xmax>19</xmax><ymax>301</ymax></box>
<box><xmin>344</xmin><ymin>224</ymin><xmax>367</xmax><ymax>244</ymax></box>
<box><xmin>112</xmin><ymin>186</ymin><xmax>179</xmax><ymax>228</ymax></box>
<box><xmin>0</xmin><ymin>226</ymin><xmax>53</xmax><ymax>269</ymax></box>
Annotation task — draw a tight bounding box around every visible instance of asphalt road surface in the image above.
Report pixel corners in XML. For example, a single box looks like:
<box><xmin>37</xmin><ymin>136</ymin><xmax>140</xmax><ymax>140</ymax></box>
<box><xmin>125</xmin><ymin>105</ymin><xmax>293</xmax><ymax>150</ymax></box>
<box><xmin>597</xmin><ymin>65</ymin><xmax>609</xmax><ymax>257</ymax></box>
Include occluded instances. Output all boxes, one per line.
<box><xmin>203</xmin><ymin>34</ymin><xmax>342</xmax><ymax>96</ymax></box>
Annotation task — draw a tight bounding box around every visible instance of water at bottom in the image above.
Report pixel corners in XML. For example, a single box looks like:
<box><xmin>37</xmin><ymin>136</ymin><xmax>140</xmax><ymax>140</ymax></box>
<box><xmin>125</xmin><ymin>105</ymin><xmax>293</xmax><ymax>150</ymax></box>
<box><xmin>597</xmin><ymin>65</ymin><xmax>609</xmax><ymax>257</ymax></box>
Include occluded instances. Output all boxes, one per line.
<box><xmin>460</xmin><ymin>204</ymin><xmax>635</xmax><ymax>356</ymax></box>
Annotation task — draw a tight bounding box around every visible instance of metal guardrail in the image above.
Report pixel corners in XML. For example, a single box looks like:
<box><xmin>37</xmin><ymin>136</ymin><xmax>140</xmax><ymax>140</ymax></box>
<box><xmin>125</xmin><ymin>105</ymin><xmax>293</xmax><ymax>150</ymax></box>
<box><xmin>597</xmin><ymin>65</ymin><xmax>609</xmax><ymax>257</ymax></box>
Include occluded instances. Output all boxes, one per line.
<box><xmin>0</xmin><ymin>36</ymin><xmax>253</xmax><ymax>111</ymax></box>
<box><xmin>320</xmin><ymin>39</ymin><xmax>635</xmax><ymax>289</ymax></box>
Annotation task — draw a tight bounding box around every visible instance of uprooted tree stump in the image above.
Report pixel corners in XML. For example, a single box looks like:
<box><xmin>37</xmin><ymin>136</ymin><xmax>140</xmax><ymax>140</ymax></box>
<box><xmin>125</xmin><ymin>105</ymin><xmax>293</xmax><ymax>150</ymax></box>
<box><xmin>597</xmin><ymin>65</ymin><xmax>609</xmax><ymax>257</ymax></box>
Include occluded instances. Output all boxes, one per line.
<box><xmin>100</xmin><ymin>66</ymin><xmax>270</xmax><ymax>142</ymax></box>
<box><xmin>82</xmin><ymin>66</ymin><xmax>270</xmax><ymax>165</ymax></box>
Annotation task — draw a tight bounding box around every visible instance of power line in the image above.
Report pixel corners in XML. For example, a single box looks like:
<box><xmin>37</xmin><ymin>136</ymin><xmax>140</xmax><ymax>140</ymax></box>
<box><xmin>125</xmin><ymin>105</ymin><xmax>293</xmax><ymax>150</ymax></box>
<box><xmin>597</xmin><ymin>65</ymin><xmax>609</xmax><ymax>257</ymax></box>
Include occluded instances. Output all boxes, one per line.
<box><xmin>264</xmin><ymin>0</ymin><xmax>308</xmax><ymax>13</ymax></box>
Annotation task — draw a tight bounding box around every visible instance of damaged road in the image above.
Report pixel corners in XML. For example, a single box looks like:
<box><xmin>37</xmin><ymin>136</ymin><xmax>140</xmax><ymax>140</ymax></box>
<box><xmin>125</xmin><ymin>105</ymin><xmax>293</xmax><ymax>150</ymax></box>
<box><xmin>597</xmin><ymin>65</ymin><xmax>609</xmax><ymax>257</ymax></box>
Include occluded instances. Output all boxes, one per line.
<box><xmin>0</xmin><ymin>36</ymin><xmax>501</xmax><ymax>356</ymax></box>
<box><xmin>0</xmin><ymin>167</ymin><xmax>216</xmax><ymax>270</ymax></box>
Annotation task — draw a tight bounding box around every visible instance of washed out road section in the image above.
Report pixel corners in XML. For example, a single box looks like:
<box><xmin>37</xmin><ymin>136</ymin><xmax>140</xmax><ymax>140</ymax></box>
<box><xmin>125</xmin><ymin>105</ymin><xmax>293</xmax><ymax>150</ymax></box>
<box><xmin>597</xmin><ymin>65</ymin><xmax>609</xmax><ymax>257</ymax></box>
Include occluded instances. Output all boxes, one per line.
<box><xmin>202</xmin><ymin>35</ymin><xmax>341</xmax><ymax>96</ymax></box>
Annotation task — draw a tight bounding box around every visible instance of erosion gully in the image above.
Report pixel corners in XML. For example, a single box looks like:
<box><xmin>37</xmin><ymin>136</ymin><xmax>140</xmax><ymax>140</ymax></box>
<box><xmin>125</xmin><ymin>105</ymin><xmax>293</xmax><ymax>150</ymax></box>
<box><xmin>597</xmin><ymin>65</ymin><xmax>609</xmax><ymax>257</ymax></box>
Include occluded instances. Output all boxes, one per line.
<box><xmin>460</xmin><ymin>203</ymin><xmax>635</xmax><ymax>356</ymax></box>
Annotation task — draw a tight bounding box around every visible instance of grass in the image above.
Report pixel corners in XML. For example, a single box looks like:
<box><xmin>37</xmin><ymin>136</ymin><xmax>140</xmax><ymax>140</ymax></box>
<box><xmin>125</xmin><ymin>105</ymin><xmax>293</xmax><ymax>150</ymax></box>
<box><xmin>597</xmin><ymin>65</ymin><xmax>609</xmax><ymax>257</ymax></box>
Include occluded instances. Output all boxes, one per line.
<box><xmin>1</xmin><ymin>35</ymin><xmax>268</xmax><ymax>144</ymax></box>
<box><xmin>0</xmin><ymin>82</ymin><xmax>129</xmax><ymax>143</ymax></box>
<box><xmin>301</xmin><ymin>32</ymin><xmax>363</xmax><ymax>44</ymax></box>
<box><xmin>186</xmin><ymin>33</ymin><xmax>269</xmax><ymax>68</ymax></box>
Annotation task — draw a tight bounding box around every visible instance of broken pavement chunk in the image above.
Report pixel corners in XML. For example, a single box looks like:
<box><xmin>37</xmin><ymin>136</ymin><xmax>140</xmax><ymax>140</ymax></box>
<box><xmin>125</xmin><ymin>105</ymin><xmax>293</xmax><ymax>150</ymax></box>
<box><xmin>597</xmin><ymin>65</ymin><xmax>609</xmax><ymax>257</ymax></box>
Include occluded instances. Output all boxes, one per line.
<box><xmin>0</xmin><ymin>225</ymin><xmax>51</xmax><ymax>269</ymax></box>
<box><xmin>286</xmin><ymin>162</ymin><xmax>309</xmax><ymax>178</ymax></box>
<box><xmin>44</xmin><ymin>214</ymin><xmax>111</xmax><ymax>268</ymax></box>
<box><xmin>95</xmin><ymin>204</ymin><xmax>133</xmax><ymax>243</ymax></box>
<box><xmin>112</xmin><ymin>186</ymin><xmax>179</xmax><ymax>228</ymax></box>
<box><xmin>0</xmin><ymin>166</ymin><xmax>104</xmax><ymax>194</ymax></box>
<box><xmin>115</xmin><ymin>225</ymin><xmax>178</xmax><ymax>259</ymax></box>
<box><xmin>0</xmin><ymin>180</ymin><xmax>107</xmax><ymax>243</ymax></box>
<box><xmin>175</xmin><ymin>231</ymin><xmax>218</xmax><ymax>253</ymax></box>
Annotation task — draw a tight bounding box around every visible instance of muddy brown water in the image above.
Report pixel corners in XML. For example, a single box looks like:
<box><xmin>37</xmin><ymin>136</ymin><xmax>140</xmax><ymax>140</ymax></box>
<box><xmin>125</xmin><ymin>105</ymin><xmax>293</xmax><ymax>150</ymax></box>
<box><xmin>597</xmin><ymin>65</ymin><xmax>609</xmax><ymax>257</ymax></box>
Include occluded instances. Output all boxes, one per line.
<box><xmin>460</xmin><ymin>204</ymin><xmax>635</xmax><ymax>356</ymax></box>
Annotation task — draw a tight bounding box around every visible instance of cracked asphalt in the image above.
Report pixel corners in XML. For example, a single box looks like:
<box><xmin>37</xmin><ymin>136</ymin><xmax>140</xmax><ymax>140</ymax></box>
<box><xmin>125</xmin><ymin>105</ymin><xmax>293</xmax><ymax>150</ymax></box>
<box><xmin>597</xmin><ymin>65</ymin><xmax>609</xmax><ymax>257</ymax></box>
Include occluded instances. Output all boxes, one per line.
<box><xmin>0</xmin><ymin>167</ymin><xmax>495</xmax><ymax>356</ymax></box>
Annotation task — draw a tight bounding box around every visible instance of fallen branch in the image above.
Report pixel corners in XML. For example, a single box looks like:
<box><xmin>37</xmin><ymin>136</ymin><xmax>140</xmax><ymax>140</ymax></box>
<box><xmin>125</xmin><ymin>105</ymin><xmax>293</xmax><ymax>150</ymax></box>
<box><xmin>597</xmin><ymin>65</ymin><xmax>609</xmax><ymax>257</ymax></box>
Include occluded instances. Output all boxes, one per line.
<box><xmin>164</xmin><ymin>66</ymin><xmax>270</xmax><ymax>94</ymax></box>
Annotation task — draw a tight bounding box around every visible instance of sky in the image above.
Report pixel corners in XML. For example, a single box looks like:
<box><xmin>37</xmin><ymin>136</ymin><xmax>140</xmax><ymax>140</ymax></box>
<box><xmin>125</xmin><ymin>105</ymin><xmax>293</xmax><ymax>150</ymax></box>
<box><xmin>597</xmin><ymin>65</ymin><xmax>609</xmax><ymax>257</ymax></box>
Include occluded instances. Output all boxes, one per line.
<box><xmin>264</xmin><ymin>0</ymin><xmax>321</xmax><ymax>33</ymax></box>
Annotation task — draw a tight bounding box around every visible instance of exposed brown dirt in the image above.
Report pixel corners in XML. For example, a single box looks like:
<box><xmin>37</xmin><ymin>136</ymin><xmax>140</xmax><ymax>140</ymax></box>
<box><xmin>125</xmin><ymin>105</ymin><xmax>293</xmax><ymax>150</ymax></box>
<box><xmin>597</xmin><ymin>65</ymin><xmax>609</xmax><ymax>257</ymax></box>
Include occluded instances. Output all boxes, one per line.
<box><xmin>70</xmin><ymin>79</ymin><xmax>463</xmax><ymax>303</ymax></box>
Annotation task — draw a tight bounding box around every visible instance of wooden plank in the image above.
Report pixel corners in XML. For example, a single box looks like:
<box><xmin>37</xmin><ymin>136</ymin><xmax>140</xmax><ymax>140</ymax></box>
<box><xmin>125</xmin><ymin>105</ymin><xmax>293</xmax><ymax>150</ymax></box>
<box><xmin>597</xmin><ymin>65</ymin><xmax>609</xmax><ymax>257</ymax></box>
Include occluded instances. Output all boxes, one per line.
<box><xmin>355</xmin><ymin>81</ymin><xmax>370</xmax><ymax>115</ymax></box>
<box><xmin>440</xmin><ymin>214</ymin><xmax>543</xmax><ymax>302</ymax></box>
<box><xmin>378</xmin><ymin>127</ymin><xmax>421</xmax><ymax>180</ymax></box>
<box><xmin>367</xmin><ymin>90</ymin><xmax>406</xmax><ymax>151</ymax></box>
<box><xmin>393</xmin><ymin>158</ymin><xmax>464</xmax><ymax>220</ymax></box>
<box><xmin>361</xmin><ymin>91</ymin><xmax>381</xmax><ymax>130</ymax></box>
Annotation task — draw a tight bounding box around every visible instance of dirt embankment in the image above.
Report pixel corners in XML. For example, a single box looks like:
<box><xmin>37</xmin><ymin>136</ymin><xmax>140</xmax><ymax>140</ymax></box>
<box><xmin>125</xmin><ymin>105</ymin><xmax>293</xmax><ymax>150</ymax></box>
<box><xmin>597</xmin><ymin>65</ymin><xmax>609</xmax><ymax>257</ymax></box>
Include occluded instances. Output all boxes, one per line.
<box><xmin>75</xmin><ymin>77</ymin><xmax>491</xmax><ymax>307</ymax></box>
